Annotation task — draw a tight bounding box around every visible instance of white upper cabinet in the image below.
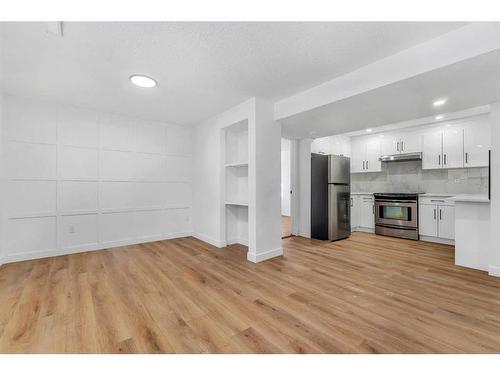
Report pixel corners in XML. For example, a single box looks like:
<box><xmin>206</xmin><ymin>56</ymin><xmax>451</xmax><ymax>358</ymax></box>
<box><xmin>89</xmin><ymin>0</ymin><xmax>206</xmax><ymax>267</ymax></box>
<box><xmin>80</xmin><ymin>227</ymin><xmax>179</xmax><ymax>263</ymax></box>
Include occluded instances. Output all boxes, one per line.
<box><xmin>351</xmin><ymin>135</ymin><xmax>381</xmax><ymax>173</ymax></box>
<box><xmin>422</xmin><ymin>114</ymin><xmax>491</xmax><ymax>170</ymax></box>
<box><xmin>422</xmin><ymin>125</ymin><xmax>463</xmax><ymax>170</ymax></box>
<box><xmin>365</xmin><ymin>136</ymin><xmax>381</xmax><ymax>172</ymax></box>
<box><xmin>442</xmin><ymin>125</ymin><xmax>463</xmax><ymax>169</ymax></box>
<box><xmin>463</xmin><ymin>115</ymin><xmax>491</xmax><ymax>168</ymax></box>
<box><xmin>380</xmin><ymin>133</ymin><xmax>399</xmax><ymax>155</ymax></box>
<box><xmin>381</xmin><ymin>130</ymin><xmax>421</xmax><ymax>155</ymax></box>
<box><xmin>350</xmin><ymin>137</ymin><xmax>365</xmax><ymax>173</ymax></box>
<box><xmin>399</xmin><ymin>130</ymin><xmax>422</xmax><ymax>153</ymax></box>
<box><xmin>422</xmin><ymin>128</ymin><xmax>443</xmax><ymax>170</ymax></box>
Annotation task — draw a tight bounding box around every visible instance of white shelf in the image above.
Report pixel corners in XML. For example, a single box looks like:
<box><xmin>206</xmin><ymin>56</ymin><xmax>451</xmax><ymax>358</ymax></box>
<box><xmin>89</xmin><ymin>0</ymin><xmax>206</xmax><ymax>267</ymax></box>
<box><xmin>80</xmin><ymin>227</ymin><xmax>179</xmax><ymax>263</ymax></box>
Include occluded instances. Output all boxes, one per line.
<box><xmin>225</xmin><ymin>201</ymin><xmax>248</xmax><ymax>207</ymax></box>
<box><xmin>224</xmin><ymin>161</ymin><xmax>248</xmax><ymax>168</ymax></box>
<box><xmin>224</xmin><ymin>119</ymin><xmax>249</xmax><ymax>248</ymax></box>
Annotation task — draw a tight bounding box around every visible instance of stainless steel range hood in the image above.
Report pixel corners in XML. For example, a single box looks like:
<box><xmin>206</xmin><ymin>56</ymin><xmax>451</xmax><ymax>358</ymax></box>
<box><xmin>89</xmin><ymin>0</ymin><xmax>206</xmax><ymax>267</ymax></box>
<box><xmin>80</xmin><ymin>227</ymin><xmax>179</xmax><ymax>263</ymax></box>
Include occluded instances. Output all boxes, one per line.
<box><xmin>379</xmin><ymin>152</ymin><xmax>422</xmax><ymax>162</ymax></box>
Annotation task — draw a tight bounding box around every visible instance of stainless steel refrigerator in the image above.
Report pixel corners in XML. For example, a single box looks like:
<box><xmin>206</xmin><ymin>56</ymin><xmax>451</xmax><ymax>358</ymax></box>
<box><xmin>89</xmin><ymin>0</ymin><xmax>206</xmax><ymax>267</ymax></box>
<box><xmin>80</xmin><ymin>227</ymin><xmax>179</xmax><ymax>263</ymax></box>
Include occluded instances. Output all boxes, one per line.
<box><xmin>311</xmin><ymin>154</ymin><xmax>351</xmax><ymax>241</ymax></box>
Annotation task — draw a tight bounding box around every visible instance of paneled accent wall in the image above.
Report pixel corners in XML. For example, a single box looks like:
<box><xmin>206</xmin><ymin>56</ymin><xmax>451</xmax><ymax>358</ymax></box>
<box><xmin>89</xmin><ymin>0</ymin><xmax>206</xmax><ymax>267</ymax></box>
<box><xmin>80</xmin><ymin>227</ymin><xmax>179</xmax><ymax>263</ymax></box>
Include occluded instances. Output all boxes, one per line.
<box><xmin>1</xmin><ymin>96</ymin><xmax>192</xmax><ymax>263</ymax></box>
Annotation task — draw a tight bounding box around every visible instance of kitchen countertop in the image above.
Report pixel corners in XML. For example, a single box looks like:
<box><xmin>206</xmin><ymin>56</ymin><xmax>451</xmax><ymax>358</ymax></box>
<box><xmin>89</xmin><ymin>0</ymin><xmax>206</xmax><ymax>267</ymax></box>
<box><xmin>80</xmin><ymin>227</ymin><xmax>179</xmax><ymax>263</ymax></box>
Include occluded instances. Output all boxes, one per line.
<box><xmin>451</xmin><ymin>194</ymin><xmax>490</xmax><ymax>203</ymax></box>
<box><xmin>351</xmin><ymin>192</ymin><xmax>489</xmax><ymax>203</ymax></box>
<box><xmin>420</xmin><ymin>193</ymin><xmax>490</xmax><ymax>203</ymax></box>
<box><xmin>419</xmin><ymin>193</ymin><xmax>455</xmax><ymax>198</ymax></box>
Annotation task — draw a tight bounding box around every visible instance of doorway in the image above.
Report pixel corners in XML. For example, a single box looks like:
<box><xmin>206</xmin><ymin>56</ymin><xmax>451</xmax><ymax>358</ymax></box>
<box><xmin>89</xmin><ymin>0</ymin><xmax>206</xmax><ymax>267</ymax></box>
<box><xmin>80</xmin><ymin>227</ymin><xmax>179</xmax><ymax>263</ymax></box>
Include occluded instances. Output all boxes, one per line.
<box><xmin>281</xmin><ymin>138</ymin><xmax>292</xmax><ymax>238</ymax></box>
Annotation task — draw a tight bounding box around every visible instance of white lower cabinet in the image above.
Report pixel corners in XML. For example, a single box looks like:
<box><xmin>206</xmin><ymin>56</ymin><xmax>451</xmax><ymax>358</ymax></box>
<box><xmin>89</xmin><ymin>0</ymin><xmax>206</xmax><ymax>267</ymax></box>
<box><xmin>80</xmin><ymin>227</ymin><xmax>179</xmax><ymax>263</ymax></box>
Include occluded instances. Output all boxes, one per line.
<box><xmin>350</xmin><ymin>195</ymin><xmax>359</xmax><ymax>229</ymax></box>
<box><xmin>351</xmin><ymin>194</ymin><xmax>375</xmax><ymax>232</ymax></box>
<box><xmin>359</xmin><ymin>196</ymin><xmax>375</xmax><ymax>229</ymax></box>
<box><xmin>419</xmin><ymin>197</ymin><xmax>455</xmax><ymax>243</ymax></box>
<box><xmin>351</xmin><ymin>194</ymin><xmax>374</xmax><ymax>232</ymax></box>
<box><xmin>419</xmin><ymin>204</ymin><xmax>438</xmax><ymax>237</ymax></box>
<box><xmin>437</xmin><ymin>205</ymin><xmax>455</xmax><ymax>240</ymax></box>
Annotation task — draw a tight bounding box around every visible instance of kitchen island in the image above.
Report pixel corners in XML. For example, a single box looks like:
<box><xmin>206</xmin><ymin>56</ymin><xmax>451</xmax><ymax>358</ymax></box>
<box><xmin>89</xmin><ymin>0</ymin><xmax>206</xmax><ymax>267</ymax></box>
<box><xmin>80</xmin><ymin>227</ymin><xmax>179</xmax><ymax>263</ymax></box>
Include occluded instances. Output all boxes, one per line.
<box><xmin>452</xmin><ymin>194</ymin><xmax>491</xmax><ymax>273</ymax></box>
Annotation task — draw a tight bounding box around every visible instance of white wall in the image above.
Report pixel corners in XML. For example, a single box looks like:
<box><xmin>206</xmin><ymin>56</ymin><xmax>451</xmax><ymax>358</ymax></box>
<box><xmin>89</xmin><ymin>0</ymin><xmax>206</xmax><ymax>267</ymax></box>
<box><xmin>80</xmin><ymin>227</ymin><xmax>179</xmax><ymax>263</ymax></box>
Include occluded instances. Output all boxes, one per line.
<box><xmin>281</xmin><ymin>138</ymin><xmax>291</xmax><ymax>216</ymax></box>
<box><xmin>192</xmin><ymin>99</ymin><xmax>255</xmax><ymax>247</ymax></box>
<box><xmin>297</xmin><ymin>138</ymin><xmax>312</xmax><ymax>238</ymax></box>
<box><xmin>192</xmin><ymin>97</ymin><xmax>282</xmax><ymax>262</ymax></box>
<box><xmin>250</xmin><ymin>98</ymin><xmax>282</xmax><ymax>262</ymax></box>
<box><xmin>0</xmin><ymin>95</ymin><xmax>193</xmax><ymax>264</ymax></box>
<box><xmin>311</xmin><ymin>134</ymin><xmax>351</xmax><ymax>156</ymax></box>
<box><xmin>489</xmin><ymin>102</ymin><xmax>500</xmax><ymax>276</ymax></box>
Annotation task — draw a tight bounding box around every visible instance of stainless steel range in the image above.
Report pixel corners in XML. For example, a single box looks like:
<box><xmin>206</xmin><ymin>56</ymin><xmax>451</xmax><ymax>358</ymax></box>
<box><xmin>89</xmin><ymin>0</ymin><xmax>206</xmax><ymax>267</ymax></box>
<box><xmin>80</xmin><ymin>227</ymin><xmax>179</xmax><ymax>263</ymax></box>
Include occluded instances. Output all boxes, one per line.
<box><xmin>373</xmin><ymin>193</ymin><xmax>422</xmax><ymax>240</ymax></box>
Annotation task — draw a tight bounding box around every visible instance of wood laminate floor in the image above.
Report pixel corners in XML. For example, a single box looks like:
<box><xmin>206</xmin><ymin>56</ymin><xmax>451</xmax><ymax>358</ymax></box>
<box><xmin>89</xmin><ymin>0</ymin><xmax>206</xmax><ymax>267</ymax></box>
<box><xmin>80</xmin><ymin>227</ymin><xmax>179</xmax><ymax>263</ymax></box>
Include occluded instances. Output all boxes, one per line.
<box><xmin>1</xmin><ymin>232</ymin><xmax>500</xmax><ymax>353</ymax></box>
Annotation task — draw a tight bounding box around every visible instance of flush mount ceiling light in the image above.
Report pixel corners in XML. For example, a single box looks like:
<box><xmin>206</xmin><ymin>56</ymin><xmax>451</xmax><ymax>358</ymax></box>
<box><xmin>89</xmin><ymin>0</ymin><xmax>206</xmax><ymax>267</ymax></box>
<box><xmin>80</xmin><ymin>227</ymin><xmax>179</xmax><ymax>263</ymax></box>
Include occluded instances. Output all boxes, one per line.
<box><xmin>435</xmin><ymin>115</ymin><xmax>444</xmax><ymax>120</ymax></box>
<box><xmin>433</xmin><ymin>98</ymin><xmax>447</xmax><ymax>107</ymax></box>
<box><xmin>129</xmin><ymin>74</ymin><xmax>157</xmax><ymax>88</ymax></box>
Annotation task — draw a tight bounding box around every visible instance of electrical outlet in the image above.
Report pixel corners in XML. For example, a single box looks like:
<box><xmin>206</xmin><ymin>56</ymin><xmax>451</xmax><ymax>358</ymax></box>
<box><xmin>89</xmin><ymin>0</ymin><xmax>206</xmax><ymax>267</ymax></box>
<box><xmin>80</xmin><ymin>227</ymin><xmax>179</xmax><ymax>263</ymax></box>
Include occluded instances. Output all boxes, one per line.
<box><xmin>68</xmin><ymin>225</ymin><xmax>75</xmax><ymax>234</ymax></box>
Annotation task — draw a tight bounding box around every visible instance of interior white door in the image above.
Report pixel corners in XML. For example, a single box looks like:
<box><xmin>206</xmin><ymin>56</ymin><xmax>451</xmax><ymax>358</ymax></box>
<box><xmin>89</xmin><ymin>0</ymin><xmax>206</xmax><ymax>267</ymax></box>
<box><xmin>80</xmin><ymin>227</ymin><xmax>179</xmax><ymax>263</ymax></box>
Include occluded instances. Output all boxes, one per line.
<box><xmin>442</xmin><ymin>126</ymin><xmax>463</xmax><ymax>169</ymax></box>
<box><xmin>364</xmin><ymin>137</ymin><xmax>381</xmax><ymax>172</ymax></box>
<box><xmin>438</xmin><ymin>205</ymin><xmax>455</xmax><ymax>240</ymax></box>
<box><xmin>463</xmin><ymin>119</ymin><xmax>491</xmax><ymax>168</ymax></box>
<box><xmin>350</xmin><ymin>137</ymin><xmax>365</xmax><ymax>173</ymax></box>
<box><xmin>422</xmin><ymin>129</ymin><xmax>443</xmax><ymax>170</ymax></box>
<box><xmin>400</xmin><ymin>130</ymin><xmax>422</xmax><ymax>154</ymax></box>
<box><xmin>419</xmin><ymin>204</ymin><xmax>438</xmax><ymax>237</ymax></box>
<box><xmin>359</xmin><ymin>196</ymin><xmax>374</xmax><ymax>229</ymax></box>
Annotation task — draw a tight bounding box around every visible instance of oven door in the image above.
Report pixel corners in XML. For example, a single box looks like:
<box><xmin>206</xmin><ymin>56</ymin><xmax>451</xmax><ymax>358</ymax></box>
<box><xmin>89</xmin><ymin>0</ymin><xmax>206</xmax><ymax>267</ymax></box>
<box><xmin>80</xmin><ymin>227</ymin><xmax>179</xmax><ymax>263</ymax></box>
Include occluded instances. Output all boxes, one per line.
<box><xmin>375</xmin><ymin>200</ymin><xmax>417</xmax><ymax>228</ymax></box>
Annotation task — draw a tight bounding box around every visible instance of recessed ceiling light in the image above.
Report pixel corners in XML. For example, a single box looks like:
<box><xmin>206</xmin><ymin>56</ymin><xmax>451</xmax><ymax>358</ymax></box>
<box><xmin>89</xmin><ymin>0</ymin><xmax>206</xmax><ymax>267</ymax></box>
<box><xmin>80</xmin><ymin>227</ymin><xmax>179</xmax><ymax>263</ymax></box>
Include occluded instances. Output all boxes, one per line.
<box><xmin>433</xmin><ymin>98</ymin><xmax>447</xmax><ymax>107</ymax></box>
<box><xmin>366</xmin><ymin>128</ymin><xmax>373</xmax><ymax>133</ymax></box>
<box><xmin>435</xmin><ymin>115</ymin><xmax>444</xmax><ymax>120</ymax></box>
<box><xmin>129</xmin><ymin>74</ymin><xmax>157</xmax><ymax>88</ymax></box>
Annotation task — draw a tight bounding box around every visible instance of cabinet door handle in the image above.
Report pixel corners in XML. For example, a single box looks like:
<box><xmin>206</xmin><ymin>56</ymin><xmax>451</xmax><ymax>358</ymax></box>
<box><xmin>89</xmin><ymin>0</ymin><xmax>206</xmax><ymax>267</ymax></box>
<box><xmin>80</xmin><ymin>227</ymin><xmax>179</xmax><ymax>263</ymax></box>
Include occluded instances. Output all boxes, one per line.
<box><xmin>350</xmin><ymin>197</ymin><xmax>353</xmax><ymax>207</ymax></box>
<box><xmin>366</xmin><ymin>160</ymin><xmax>369</xmax><ymax>170</ymax></box>
<box><xmin>444</xmin><ymin>154</ymin><xmax>447</xmax><ymax>165</ymax></box>
<box><xmin>397</xmin><ymin>142</ymin><xmax>399</xmax><ymax>152</ymax></box>
<box><xmin>438</xmin><ymin>154</ymin><xmax>441</xmax><ymax>165</ymax></box>
<box><xmin>434</xmin><ymin>209</ymin><xmax>436</xmax><ymax>220</ymax></box>
<box><xmin>402</xmin><ymin>141</ymin><xmax>404</xmax><ymax>151</ymax></box>
<box><xmin>465</xmin><ymin>152</ymin><xmax>468</xmax><ymax>164</ymax></box>
<box><xmin>439</xmin><ymin>209</ymin><xmax>442</xmax><ymax>220</ymax></box>
<box><xmin>362</xmin><ymin>161</ymin><xmax>365</xmax><ymax>170</ymax></box>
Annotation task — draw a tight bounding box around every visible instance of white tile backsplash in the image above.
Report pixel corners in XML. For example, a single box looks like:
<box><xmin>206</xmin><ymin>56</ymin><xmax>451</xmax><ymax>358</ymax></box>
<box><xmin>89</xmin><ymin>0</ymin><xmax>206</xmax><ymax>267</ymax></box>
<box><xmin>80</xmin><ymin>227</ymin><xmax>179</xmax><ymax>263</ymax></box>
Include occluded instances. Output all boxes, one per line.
<box><xmin>351</xmin><ymin>160</ymin><xmax>488</xmax><ymax>194</ymax></box>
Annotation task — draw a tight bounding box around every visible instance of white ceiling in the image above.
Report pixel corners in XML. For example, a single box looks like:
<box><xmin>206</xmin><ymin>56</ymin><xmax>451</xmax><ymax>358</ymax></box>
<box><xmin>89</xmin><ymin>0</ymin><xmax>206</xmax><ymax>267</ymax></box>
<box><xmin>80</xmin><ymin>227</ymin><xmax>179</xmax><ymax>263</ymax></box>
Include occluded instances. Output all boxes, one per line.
<box><xmin>0</xmin><ymin>22</ymin><xmax>467</xmax><ymax>125</ymax></box>
<box><xmin>281</xmin><ymin>49</ymin><xmax>500</xmax><ymax>139</ymax></box>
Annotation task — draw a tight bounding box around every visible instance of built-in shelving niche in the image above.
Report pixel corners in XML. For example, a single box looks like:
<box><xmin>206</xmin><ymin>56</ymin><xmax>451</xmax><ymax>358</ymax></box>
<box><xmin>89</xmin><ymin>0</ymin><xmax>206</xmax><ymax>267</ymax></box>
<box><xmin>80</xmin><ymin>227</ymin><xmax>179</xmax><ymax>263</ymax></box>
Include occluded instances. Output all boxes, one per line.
<box><xmin>223</xmin><ymin>119</ymin><xmax>249</xmax><ymax>246</ymax></box>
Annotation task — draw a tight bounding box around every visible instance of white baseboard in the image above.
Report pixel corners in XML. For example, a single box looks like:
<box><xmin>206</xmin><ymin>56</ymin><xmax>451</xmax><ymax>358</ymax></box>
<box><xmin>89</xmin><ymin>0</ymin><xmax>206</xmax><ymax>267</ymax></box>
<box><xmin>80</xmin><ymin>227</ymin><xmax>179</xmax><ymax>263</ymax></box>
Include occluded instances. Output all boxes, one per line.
<box><xmin>419</xmin><ymin>235</ymin><xmax>455</xmax><ymax>245</ymax></box>
<box><xmin>247</xmin><ymin>247</ymin><xmax>283</xmax><ymax>263</ymax></box>
<box><xmin>489</xmin><ymin>265</ymin><xmax>500</xmax><ymax>278</ymax></box>
<box><xmin>192</xmin><ymin>232</ymin><xmax>227</xmax><ymax>248</ymax></box>
<box><xmin>352</xmin><ymin>227</ymin><xmax>375</xmax><ymax>234</ymax></box>
<box><xmin>0</xmin><ymin>232</ymin><xmax>193</xmax><ymax>265</ymax></box>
